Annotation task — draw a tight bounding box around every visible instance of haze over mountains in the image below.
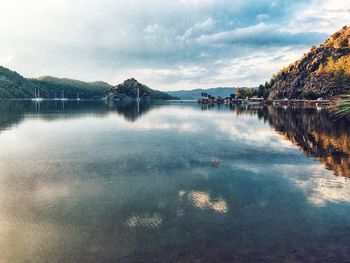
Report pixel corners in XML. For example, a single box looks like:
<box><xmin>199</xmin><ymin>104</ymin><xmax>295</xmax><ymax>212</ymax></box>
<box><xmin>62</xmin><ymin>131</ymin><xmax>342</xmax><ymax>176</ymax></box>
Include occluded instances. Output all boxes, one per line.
<box><xmin>167</xmin><ymin>88</ymin><xmax>241</xmax><ymax>100</ymax></box>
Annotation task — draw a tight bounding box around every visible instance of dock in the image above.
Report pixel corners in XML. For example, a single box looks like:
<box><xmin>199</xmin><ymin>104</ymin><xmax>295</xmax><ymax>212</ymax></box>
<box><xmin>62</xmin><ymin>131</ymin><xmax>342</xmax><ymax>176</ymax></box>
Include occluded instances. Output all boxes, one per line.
<box><xmin>272</xmin><ymin>99</ymin><xmax>335</xmax><ymax>107</ymax></box>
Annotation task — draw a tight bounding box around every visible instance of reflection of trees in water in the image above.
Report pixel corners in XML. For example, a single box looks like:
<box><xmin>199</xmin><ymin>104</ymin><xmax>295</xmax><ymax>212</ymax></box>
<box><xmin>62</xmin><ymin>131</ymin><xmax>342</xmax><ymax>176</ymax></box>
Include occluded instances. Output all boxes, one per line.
<box><xmin>0</xmin><ymin>101</ymin><xmax>109</xmax><ymax>133</ymax></box>
<box><xmin>0</xmin><ymin>101</ymin><xmax>28</xmax><ymax>131</ymax></box>
<box><xmin>106</xmin><ymin>100</ymin><xmax>156</xmax><ymax>122</ymax></box>
<box><xmin>221</xmin><ymin>105</ymin><xmax>350</xmax><ymax>176</ymax></box>
<box><xmin>1</xmin><ymin>101</ymin><xmax>349</xmax><ymax>176</ymax></box>
<box><xmin>259</xmin><ymin>107</ymin><xmax>350</xmax><ymax>177</ymax></box>
<box><xmin>0</xmin><ymin>100</ymin><xmax>159</xmax><ymax>133</ymax></box>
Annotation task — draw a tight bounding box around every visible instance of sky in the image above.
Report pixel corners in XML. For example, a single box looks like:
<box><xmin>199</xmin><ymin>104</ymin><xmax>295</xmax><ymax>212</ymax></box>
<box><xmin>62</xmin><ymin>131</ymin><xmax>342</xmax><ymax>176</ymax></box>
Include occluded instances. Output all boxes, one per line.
<box><xmin>0</xmin><ymin>0</ymin><xmax>349</xmax><ymax>91</ymax></box>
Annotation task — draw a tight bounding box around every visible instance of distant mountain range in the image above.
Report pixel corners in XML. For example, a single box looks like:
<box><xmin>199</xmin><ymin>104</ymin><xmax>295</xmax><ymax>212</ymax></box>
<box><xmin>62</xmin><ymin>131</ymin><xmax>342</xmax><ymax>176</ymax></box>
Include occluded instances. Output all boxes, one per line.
<box><xmin>260</xmin><ymin>25</ymin><xmax>350</xmax><ymax>99</ymax></box>
<box><xmin>166</xmin><ymin>87</ymin><xmax>251</xmax><ymax>100</ymax></box>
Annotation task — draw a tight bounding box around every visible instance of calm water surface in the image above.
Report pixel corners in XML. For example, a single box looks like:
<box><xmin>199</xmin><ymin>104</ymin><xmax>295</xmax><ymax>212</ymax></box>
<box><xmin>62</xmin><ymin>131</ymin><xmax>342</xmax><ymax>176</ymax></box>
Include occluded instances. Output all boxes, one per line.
<box><xmin>0</xmin><ymin>101</ymin><xmax>349</xmax><ymax>262</ymax></box>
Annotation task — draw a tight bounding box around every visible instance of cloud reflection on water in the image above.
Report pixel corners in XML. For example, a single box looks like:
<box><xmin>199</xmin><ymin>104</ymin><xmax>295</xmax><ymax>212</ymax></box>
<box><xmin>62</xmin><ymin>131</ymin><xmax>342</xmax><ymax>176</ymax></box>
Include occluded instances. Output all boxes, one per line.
<box><xmin>0</xmin><ymin>102</ymin><xmax>350</xmax><ymax>262</ymax></box>
<box><xmin>188</xmin><ymin>191</ymin><xmax>229</xmax><ymax>213</ymax></box>
<box><xmin>277</xmin><ymin>164</ymin><xmax>350</xmax><ymax>207</ymax></box>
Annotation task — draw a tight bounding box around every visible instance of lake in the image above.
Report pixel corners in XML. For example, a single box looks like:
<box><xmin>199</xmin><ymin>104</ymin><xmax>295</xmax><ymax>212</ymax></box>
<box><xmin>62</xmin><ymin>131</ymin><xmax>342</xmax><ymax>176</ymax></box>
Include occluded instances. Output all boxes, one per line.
<box><xmin>0</xmin><ymin>101</ymin><xmax>349</xmax><ymax>262</ymax></box>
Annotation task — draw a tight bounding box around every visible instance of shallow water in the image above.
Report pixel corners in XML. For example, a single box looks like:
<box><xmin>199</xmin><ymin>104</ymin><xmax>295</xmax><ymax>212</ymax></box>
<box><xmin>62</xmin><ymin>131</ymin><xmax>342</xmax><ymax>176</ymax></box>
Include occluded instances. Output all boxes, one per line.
<box><xmin>0</xmin><ymin>101</ymin><xmax>349</xmax><ymax>262</ymax></box>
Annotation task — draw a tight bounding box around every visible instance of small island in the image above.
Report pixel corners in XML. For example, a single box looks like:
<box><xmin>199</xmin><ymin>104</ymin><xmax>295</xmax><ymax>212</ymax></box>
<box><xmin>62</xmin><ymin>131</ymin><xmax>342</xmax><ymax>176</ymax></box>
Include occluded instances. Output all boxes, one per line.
<box><xmin>105</xmin><ymin>78</ymin><xmax>177</xmax><ymax>101</ymax></box>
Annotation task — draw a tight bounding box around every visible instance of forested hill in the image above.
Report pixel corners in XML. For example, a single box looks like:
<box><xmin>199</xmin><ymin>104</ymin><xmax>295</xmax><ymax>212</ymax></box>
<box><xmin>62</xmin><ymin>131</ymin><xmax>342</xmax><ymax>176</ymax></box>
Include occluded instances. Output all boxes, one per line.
<box><xmin>0</xmin><ymin>66</ymin><xmax>37</xmax><ymax>98</ymax></box>
<box><xmin>259</xmin><ymin>26</ymin><xmax>350</xmax><ymax>100</ymax></box>
<box><xmin>107</xmin><ymin>78</ymin><xmax>176</xmax><ymax>100</ymax></box>
<box><xmin>32</xmin><ymin>76</ymin><xmax>112</xmax><ymax>99</ymax></box>
<box><xmin>0</xmin><ymin>66</ymin><xmax>112</xmax><ymax>99</ymax></box>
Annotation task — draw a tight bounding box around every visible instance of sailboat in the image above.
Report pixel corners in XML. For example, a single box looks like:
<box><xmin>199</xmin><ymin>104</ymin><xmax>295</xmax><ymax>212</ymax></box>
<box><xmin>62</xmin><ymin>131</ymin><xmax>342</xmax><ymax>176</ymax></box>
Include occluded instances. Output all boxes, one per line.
<box><xmin>136</xmin><ymin>87</ymin><xmax>141</xmax><ymax>102</ymax></box>
<box><xmin>32</xmin><ymin>88</ymin><xmax>44</xmax><ymax>101</ymax></box>
<box><xmin>60</xmin><ymin>90</ymin><xmax>68</xmax><ymax>101</ymax></box>
<box><xmin>76</xmin><ymin>92</ymin><xmax>81</xmax><ymax>101</ymax></box>
<box><xmin>54</xmin><ymin>92</ymin><xmax>60</xmax><ymax>101</ymax></box>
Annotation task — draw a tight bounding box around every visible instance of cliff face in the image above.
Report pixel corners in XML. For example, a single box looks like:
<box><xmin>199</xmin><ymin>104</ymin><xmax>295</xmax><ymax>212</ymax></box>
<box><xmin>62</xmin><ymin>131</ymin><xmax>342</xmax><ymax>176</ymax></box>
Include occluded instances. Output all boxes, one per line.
<box><xmin>107</xmin><ymin>78</ymin><xmax>175</xmax><ymax>100</ymax></box>
<box><xmin>264</xmin><ymin>26</ymin><xmax>350</xmax><ymax>100</ymax></box>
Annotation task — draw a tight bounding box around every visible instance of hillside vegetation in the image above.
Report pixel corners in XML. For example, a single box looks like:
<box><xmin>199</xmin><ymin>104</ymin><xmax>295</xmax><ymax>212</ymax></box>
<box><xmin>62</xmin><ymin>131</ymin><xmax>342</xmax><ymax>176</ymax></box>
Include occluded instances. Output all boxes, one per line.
<box><xmin>107</xmin><ymin>78</ymin><xmax>176</xmax><ymax>100</ymax></box>
<box><xmin>260</xmin><ymin>26</ymin><xmax>350</xmax><ymax>100</ymax></box>
<box><xmin>0</xmin><ymin>67</ymin><xmax>38</xmax><ymax>98</ymax></box>
<box><xmin>32</xmin><ymin>76</ymin><xmax>111</xmax><ymax>99</ymax></box>
<box><xmin>0</xmin><ymin>66</ymin><xmax>111</xmax><ymax>99</ymax></box>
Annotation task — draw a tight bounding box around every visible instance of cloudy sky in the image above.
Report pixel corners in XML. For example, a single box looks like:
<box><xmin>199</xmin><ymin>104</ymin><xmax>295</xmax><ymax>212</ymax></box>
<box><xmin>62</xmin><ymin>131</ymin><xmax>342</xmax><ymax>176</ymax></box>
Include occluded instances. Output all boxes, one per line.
<box><xmin>0</xmin><ymin>0</ymin><xmax>349</xmax><ymax>90</ymax></box>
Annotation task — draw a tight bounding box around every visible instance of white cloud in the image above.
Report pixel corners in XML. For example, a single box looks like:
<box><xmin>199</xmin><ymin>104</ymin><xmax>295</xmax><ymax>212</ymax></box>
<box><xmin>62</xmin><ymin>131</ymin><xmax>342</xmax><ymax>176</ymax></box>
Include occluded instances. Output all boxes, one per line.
<box><xmin>144</xmin><ymin>24</ymin><xmax>159</xmax><ymax>33</ymax></box>
<box><xmin>0</xmin><ymin>0</ymin><xmax>347</xmax><ymax>90</ymax></box>
<box><xmin>195</xmin><ymin>23</ymin><xmax>274</xmax><ymax>45</ymax></box>
<box><xmin>256</xmin><ymin>14</ymin><xmax>269</xmax><ymax>21</ymax></box>
<box><xmin>194</xmin><ymin>18</ymin><xmax>215</xmax><ymax>29</ymax></box>
<box><xmin>287</xmin><ymin>0</ymin><xmax>350</xmax><ymax>33</ymax></box>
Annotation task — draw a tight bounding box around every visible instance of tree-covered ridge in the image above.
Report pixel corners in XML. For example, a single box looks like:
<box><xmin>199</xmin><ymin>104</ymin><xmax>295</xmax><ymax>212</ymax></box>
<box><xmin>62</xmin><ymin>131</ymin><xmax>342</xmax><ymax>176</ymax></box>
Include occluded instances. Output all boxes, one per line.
<box><xmin>32</xmin><ymin>76</ymin><xmax>112</xmax><ymax>99</ymax></box>
<box><xmin>260</xmin><ymin>26</ymin><xmax>350</xmax><ymax>100</ymax></box>
<box><xmin>107</xmin><ymin>78</ymin><xmax>176</xmax><ymax>100</ymax></box>
<box><xmin>0</xmin><ymin>66</ymin><xmax>175</xmax><ymax>100</ymax></box>
<box><xmin>0</xmin><ymin>66</ymin><xmax>38</xmax><ymax>98</ymax></box>
<box><xmin>0</xmin><ymin>66</ymin><xmax>112</xmax><ymax>99</ymax></box>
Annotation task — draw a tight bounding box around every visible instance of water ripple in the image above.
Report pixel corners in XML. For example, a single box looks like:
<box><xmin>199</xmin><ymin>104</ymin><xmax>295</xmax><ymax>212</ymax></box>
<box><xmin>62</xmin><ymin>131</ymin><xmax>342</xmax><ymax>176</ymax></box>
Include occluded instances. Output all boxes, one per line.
<box><xmin>126</xmin><ymin>213</ymin><xmax>163</xmax><ymax>229</ymax></box>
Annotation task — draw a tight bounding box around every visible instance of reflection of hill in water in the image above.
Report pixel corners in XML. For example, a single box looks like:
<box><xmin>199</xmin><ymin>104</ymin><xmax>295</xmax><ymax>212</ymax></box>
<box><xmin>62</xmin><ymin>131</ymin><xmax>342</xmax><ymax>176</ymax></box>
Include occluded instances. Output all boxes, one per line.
<box><xmin>0</xmin><ymin>100</ymin><xmax>158</xmax><ymax>133</ymax></box>
<box><xmin>203</xmin><ymin>104</ymin><xmax>350</xmax><ymax>177</ymax></box>
<box><xmin>266</xmin><ymin>107</ymin><xmax>350</xmax><ymax>177</ymax></box>
<box><xmin>0</xmin><ymin>101</ymin><xmax>109</xmax><ymax>132</ymax></box>
<box><xmin>1</xmin><ymin>101</ymin><xmax>349</xmax><ymax>177</ymax></box>
<box><xmin>105</xmin><ymin>100</ymin><xmax>160</xmax><ymax>122</ymax></box>
<box><xmin>236</xmin><ymin>106</ymin><xmax>350</xmax><ymax>177</ymax></box>
<box><xmin>0</xmin><ymin>101</ymin><xmax>27</xmax><ymax>132</ymax></box>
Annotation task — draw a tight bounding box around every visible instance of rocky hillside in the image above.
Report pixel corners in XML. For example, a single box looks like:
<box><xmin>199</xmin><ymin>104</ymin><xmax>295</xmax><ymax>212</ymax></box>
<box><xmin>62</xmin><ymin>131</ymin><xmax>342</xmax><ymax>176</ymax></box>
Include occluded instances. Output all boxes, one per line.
<box><xmin>260</xmin><ymin>26</ymin><xmax>350</xmax><ymax>100</ymax></box>
<box><xmin>107</xmin><ymin>78</ymin><xmax>176</xmax><ymax>100</ymax></box>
